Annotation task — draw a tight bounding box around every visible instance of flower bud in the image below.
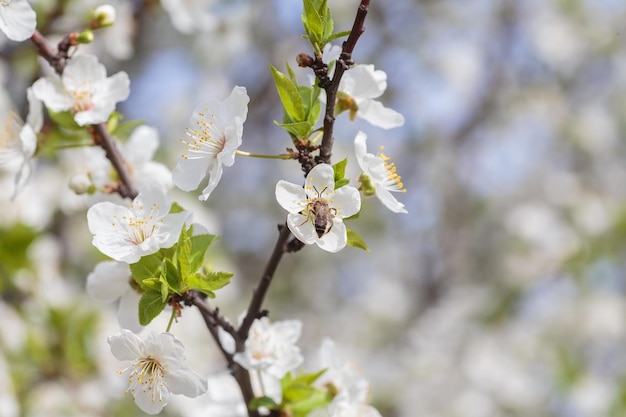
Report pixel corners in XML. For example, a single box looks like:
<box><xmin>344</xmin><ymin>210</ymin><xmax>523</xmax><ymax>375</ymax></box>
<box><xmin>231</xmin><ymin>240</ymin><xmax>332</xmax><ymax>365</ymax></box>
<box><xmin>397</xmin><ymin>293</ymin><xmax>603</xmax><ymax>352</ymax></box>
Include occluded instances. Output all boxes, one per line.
<box><xmin>94</xmin><ymin>5</ymin><xmax>116</xmax><ymax>28</ymax></box>
<box><xmin>76</xmin><ymin>30</ymin><xmax>94</xmax><ymax>44</ymax></box>
<box><xmin>69</xmin><ymin>173</ymin><xmax>93</xmax><ymax>195</ymax></box>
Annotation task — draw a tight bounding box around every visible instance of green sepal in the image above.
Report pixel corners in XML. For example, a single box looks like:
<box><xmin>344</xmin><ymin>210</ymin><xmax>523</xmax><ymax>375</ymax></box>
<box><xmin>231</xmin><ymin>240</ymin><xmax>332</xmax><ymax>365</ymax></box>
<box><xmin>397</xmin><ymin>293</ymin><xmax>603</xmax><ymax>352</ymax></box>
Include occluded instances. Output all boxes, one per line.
<box><xmin>186</xmin><ymin>271</ymin><xmax>233</xmax><ymax>298</ymax></box>
<box><xmin>138</xmin><ymin>290</ymin><xmax>168</xmax><ymax>325</ymax></box>
<box><xmin>346</xmin><ymin>228</ymin><xmax>370</xmax><ymax>252</ymax></box>
<box><xmin>249</xmin><ymin>396</ymin><xmax>278</xmax><ymax>411</ymax></box>
<box><xmin>270</xmin><ymin>65</ymin><xmax>304</xmax><ymax>123</ymax></box>
<box><xmin>48</xmin><ymin>110</ymin><xmax>81</xmax><ymax>131</ymax></box>
<box><xmin>169</xmin><ymin>202</ymin><xmax>186</xmax><ymax>214</ymax></box>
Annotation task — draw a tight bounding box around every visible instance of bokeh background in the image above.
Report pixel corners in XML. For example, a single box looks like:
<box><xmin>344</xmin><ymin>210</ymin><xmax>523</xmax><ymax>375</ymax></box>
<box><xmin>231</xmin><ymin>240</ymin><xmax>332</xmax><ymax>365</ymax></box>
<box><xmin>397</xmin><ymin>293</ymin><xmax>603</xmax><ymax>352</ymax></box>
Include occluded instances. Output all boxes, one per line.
<box><xmin>3</xmin><ymin>0</ymin><xmax>626</xmax><ymax>416</ymax></box>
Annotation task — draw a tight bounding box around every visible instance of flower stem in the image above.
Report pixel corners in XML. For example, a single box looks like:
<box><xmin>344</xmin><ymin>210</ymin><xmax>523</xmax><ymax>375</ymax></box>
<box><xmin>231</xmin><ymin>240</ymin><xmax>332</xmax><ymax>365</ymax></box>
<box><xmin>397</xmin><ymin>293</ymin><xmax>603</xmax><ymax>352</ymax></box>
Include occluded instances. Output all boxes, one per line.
<box><xmin>256</xmin><ymin>369</ymin><xmax>266</xmax><ymax>396</ymax></box>
<box><xmin>165</xmin><ymin>309</ymin><xmax>176</xmax><ymax>332</ymax></box>
<box><xmin>236</xmin><ymin>150</ymin><xmax>293</xmax><ymax>160</ymax></box>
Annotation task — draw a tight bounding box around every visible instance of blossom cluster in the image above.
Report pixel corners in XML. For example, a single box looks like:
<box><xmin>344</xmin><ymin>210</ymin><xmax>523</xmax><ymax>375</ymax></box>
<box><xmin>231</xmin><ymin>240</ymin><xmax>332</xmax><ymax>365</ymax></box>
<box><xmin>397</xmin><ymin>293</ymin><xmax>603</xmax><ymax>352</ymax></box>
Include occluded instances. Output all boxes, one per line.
<box><xmin>0</xmin><ymin>1</ymin><xmax>407</xmax><ymax>416</ymax></box>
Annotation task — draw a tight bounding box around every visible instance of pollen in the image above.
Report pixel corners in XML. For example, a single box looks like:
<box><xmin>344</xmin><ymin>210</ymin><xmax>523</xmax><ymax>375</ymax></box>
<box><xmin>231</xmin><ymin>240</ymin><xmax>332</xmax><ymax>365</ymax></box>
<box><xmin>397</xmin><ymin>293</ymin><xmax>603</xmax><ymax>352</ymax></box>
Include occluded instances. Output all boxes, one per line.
<box><xmin>121</xmin><ymin>357</ymin><xmax>166</xmax><ymax>403</ymax></box>
<box><xmin>379</xmin><ymin>147</ymin><xmax>406</xmax><ymax>193</ymax></box>
<box><xmin>179</xmin><ymin>111</ymin><xmax>225</xmax><ymax>159</ymax></box>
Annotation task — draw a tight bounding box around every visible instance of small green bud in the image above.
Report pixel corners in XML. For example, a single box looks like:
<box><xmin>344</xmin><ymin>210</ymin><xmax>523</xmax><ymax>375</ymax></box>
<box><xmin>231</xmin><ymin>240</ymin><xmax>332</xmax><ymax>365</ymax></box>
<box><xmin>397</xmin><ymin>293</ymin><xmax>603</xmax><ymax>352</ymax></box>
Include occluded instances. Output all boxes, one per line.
<box><xmin>76</xmin><ymin>30</ymin><xmax>94</xmax><ymax>44</ymax></box>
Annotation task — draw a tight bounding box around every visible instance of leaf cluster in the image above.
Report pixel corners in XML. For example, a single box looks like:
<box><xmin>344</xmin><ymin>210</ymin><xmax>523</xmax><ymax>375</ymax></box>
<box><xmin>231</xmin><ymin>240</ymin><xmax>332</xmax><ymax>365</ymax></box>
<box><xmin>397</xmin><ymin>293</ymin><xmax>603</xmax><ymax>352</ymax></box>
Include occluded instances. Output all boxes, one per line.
<box><xmin>129</xmin><ymin>225</ymin><xmax>232</xmax><ymax>325</ymax></box>
<box><xmin>249</xmin><ymin>370</ymin><xmax>333</xmax><ymax>417</ymax></box>
<box><xmin>271</xmin><ymin>64</ymin><xmax>322</xmax><ymax>142</ymax></box>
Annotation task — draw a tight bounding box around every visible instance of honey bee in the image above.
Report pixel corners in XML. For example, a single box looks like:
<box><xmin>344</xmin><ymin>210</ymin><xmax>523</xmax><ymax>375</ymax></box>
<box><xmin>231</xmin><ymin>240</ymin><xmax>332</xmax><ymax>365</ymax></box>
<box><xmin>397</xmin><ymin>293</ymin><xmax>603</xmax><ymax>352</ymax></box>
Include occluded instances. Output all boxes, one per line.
<box><xmin>301</xmin><ymin>186</ymin><xmax>337</xmax><ymax>238</ymax></box>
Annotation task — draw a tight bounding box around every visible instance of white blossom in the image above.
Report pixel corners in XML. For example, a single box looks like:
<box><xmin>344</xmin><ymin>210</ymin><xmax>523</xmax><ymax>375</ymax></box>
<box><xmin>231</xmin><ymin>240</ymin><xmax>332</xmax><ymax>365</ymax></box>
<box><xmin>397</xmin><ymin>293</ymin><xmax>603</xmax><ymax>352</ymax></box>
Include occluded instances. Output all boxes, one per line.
<box><xmin>0</xmin><ymin>88</ymin><xmax>42</xmax><ymax>199</ymax></box>
<box><xmin>318</xmin><ymin>339</ymin><xmax>382</xmax><ymax>417</ymax></box>
<box><xmin>172</xmin><ymin>86</ymin><xmax>249</xmax><ymax>201</ymax></box>
<box><xmin>0</xmin><ymin>0</ymin><xmax>36</xmax><ymax>42</ymax></box>
<box><xmin>275</xmin><ymin>164</ymin><xmax>361</xmax><ymax>253</ymax></box>
<box><xmin>337</xmin><ymin>65</ymin><xmax>404</xmax><ymax>130</ymax></box>
<box><xmin>108</xmin><ymin>330</ymin><xmax>207</xmax><ymax>415</ymax></box>
<box><xmin>32</xmin><ymin>54</ymin><xmax>130</xmax><ymax>126</ymax></box>
<box><xmin>233</xmin><ymin>317</ymin><xmax>303</xmax><ymax>379</ymax></box>
<box><xmin>354</xmin><ymin>131</ymin><xmax>407</xmax><ymax>214</ymax></box>
<box><xmin>87</xmin><ymin>186</ymin><xmax>190</xmax><ymax>263</ymax></box>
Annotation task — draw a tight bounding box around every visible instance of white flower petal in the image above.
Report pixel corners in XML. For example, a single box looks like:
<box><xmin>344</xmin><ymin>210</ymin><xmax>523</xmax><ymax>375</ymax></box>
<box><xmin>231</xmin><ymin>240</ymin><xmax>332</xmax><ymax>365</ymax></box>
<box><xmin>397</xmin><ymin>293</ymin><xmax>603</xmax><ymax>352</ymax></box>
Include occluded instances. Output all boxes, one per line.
<box><xmin>220</xmin><ymin>86</ymin><xmax>250</xmax><ymax>123</ymax></box>
<box><xmin>31</xmin><ymin>76</ymin><xmax>72</xmax><ymax>112</ymax></box>
<box><xmin>25</xmin><ymin>87</ymin><xmax>43</xmax><ymax>132</ymax></box>
<box><xmin>374</xmin><ymin>183</ymin><xmax>407</xmax><ymax>214</ymax></box>
<box><xmin>0</xmin><ymin>0</ymin><xmax>36</xmax><ymax>42</ymax></box>
<box><xmin>332</xmin><ymin>186</ymin><xmax>361</xmax><ymax>219</ymax></box>
<box><xmin>133</xmin><ymin>385</ymin><xmax>170</xmax><ymax>415</ymax></box>
<box><xmin>86</xmin><ymin>261</ymin><xmax>131</xmax><ymax>302</ymax></box>
<box><xmin>172</xmin><ymin>156</ymin><xmax>211</xmax><ymax>191</ymax></box>
<box><xmin>117</xmin><ymin>289</ymin><xmax>143</xmax><ymax>333</ymax></box>
<box><xmin>356</xmin><ymin>98</ymin><xmax>405</xmax><ymax>130</ymax></box>
<box><xmin>124</xmin><ymin>126</ymin><xmax>159</xmax><ymax>166</ymax></box>
<box><xmin>157</xmin><ymin>211</ymin><xmax>192</xmax><ymax>248</ymax></box>
<box><xmin>347</xmin><ymin>65</ymin><xmax>387</xmax><ymax>99</ymax></box>
<box><xmin>95</xmin><ymin>71</ymin><xmax>130</xmax><ymax>108</ymax></box>
<box><xmin>353</xmin><ymin>131</ymin><xmax>368</xmax><ymax>170</ymax></box>
<box><xmin>272</xmin><ymin>320</ymin><xmax>302</xmax><ymax>345</ymax></box>
<box><xmin>165</xmin><ymin>367</ymin><xmax>208</xmax><ymax>397</ymax></box>
<box><xmin>317</xmin><ymin>219</ymin><xmax>346</xmax><ymax>252</ymax></box>
<box><xmin>305</xmin><ymin>164</ymin><xmax>335</xmax><ymax>200</ymax></box>
<box><xmin>199</xmin><ymin>160</ymin><xmax>223</xmax><ymax>201</ymax></box>
<box><xmin>108</xmin><ymin>329</ymin><xmax>145</xmax><ymax>361</ymax></box>
<box><xmin>287</xmin><ymin>213</ymin><xmax>318</xmax><ymax>245</ymax></box>
<box><xmin>275</xmin><ymin>181</ymin><xmax>307</xmax><ymax>214</ymax></box>
<box><xmin>63</xmin><ymin>55</ymin><xmax>107</xmax><ymax>89</ymax></box>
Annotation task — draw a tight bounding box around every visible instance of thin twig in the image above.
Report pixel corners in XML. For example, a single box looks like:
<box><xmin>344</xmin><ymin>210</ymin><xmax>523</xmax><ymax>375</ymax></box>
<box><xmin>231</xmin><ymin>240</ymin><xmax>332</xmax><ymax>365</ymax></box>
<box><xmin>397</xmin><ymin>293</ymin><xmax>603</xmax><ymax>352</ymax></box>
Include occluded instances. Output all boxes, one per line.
<box><xmin>238</xmin><ymin>224</ymin><xmax>292</xmax><ymax>340</ymax></box>
<box><xmin>318</xmin><ymin>0</ymin><xmax>369</xmax><ymax>165</ymax></box>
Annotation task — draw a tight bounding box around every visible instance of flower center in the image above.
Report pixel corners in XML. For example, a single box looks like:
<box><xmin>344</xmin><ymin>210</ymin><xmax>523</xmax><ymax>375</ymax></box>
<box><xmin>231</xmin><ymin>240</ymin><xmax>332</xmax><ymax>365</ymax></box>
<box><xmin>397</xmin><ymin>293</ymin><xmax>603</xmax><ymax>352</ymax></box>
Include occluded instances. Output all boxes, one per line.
<box><xmin>378</xmin><ymin>146</ymin><xmax>405</xmax><ymax>193</ymax></box>
<box><xmin>180</xmin><ymin>110</ymin><xmax>225</xmax><ymax>160</ymax></box>
<box><xmin>121</xmin><ymin>357</ymin><xmax>165</xmax><ymax>403</ymax></box>
<box><xmin>111</xmin><ymin>201</ymin><xmax>164</xmax><ymax>245</ymax></box>
<box><xmin>70</xmin><ymin>83</ymin><xmax>96</xmax><ymax>113</ymax></box>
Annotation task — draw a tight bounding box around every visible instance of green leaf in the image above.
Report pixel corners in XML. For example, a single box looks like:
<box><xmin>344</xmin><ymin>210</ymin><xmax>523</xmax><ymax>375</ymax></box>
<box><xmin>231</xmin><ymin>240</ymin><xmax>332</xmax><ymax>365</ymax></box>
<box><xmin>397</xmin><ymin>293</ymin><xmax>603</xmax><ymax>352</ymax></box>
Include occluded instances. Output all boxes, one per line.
<box><xmin>320</xmin><ymin>0</ymin><xmax>334</xmax><ymax>43</ymax></box>
<box><xmin>326</xmin><ymin>29</ymin><xmax>351</xmax><ymax>44</ymax></box>
<box><xmin>290</xmin><ymin>389</ymin><xmax>333</xmax><ymax>417</ymax></box>
<box><xmin>163</xmin><ymin>258</ymin><xmax>181</xmax><ymax>296</ymax></box>
<box><xmin>275</xmin><ymin>120</ymin><xmax>313</xmax><ymax>139</ymax></box>
<box><xmin>190</xmin><ymin>233</ymin><xmax>218</xmax><ymax>272</ymax></box>
<box><xmin>302</xmin><ymin>0</ymin><xmax>324</xmax><ymax>49</ymax></box>
<box><xmin>138</xmin><ymin>290</ymin><xmax>167</xmax><ymax>325</ymax></box>
<box><xmin>270</xmin><ymin>65</ymin><xmax>304</xmax><ymax>122</ymax></box>
<box><xmin>130</xmin><ymin>252</ymin><xmax>163</xmax><ymax>286</ymax></box>
<box><xmin>186</xmin><ymin>271</ymin><xmax>233</xmax><ymax>298</ymax></box>
<box><xmin>175</xmin><ymin>226</ymin><xmax>192</xmax><ymax>279</ymax></box>
<box><xmin>249</xmin><ymin>396</ymin><xmax>278</xmax><ymax>410</ymax></box>
<box><xmin>335</xmin><ymin>178</ymin><xmax>350</xmax><ymax>189</ymax></box>
<box><xmin>332</xmin><ymin>158</ymin><xmax>347</xmax><ymax>184</ymax></box>
<box><xmin>346</xmin><ymin>228</ymin><xmax>370</xmax><ymax>252</ymax></box>
<box><xmin>292</xmin><ymin>369</ymin><xmax>327</xmax><ymax>386</ymax></box>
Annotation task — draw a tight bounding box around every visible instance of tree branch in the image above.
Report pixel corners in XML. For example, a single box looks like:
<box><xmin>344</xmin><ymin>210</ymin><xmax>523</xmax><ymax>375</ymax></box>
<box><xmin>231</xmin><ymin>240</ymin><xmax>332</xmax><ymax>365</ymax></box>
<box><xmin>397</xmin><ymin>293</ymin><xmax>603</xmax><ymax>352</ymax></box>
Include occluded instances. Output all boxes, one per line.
<box><xmin>317</xmin><ymin>0</ymin><xmax>369</xmax><ymax>164</ymax></box>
